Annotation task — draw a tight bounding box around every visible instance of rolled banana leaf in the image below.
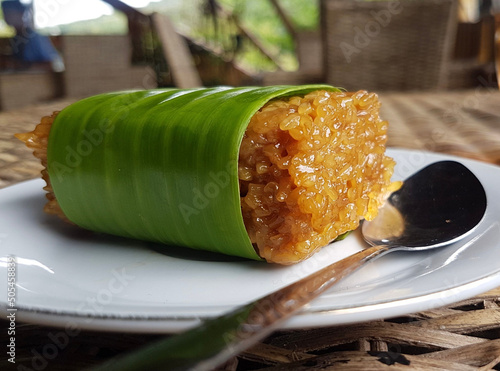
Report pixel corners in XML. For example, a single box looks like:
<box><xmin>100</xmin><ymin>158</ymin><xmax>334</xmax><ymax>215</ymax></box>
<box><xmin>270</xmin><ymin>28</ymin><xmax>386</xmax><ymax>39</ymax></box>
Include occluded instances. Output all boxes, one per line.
<box><xmin>18</xmin><ymin>85</ymin><xmax>398</xmax><ymax>264</ymax></box>
<box><xmin>47</xmin><ymin>86</ymin><xmax>339</xmax><ymax>261</ymax></box>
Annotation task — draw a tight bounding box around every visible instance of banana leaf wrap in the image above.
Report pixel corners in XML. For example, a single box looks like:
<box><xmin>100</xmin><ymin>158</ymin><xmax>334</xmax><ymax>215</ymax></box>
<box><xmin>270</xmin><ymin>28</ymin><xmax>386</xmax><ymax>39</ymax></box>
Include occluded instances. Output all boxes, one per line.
<box><xmin>47</xmin><ymin>85</ymin><xmax>339</xmax><ymax>261</ymax></box>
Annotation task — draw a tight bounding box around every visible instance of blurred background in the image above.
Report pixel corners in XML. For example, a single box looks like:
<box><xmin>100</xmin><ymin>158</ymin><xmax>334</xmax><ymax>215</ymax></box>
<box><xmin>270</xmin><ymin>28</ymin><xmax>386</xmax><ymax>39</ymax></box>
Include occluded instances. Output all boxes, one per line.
<box><xmin>0</xmin><ymin>0</ymin><xmax>497</xmax><ymax>111</ymax></box>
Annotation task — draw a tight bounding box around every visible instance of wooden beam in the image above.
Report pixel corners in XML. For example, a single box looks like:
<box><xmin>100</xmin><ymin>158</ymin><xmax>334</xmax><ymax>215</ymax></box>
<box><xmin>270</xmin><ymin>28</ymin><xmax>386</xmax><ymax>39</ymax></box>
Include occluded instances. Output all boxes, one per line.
<box><xmin>151</xmin><ymin>13</ymin><xmax>202</xmax><ymax>88</ymax></box>
<box><xmin>101</xmin><ymin>0</ymin><xmax>152</xmax><ymax>64</ymax></box>
<box><xmin>268</xmin><ymin>0</ymin><xmax>298</xmax><ymax>41</ymax></box>
<box><xmin>217</xmin><ymin>6</ymin><xmax>283</xmax><ymax>69</ymax></box>
<box><xmin>233</xmin><ymin>16</ymin><xmax>283</xmax><ymax>69</ymax></box>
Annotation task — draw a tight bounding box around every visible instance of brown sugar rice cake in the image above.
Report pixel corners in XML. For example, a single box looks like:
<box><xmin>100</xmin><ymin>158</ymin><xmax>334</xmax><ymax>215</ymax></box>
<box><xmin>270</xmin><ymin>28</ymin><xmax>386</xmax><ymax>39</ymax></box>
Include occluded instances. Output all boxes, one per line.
<box><xmin>16</xmin><ymin>85</ymin><xmax>399</xmax><ymax>264</ymax></box>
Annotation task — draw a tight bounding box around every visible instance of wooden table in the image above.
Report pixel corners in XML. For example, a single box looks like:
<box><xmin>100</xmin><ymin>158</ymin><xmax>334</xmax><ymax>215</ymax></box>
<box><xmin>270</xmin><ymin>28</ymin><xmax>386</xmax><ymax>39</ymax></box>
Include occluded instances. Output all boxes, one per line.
<box><xmin>1</xmin><ymin>89</ymin><xmax>500</xmax><ymax>370</ymax></box>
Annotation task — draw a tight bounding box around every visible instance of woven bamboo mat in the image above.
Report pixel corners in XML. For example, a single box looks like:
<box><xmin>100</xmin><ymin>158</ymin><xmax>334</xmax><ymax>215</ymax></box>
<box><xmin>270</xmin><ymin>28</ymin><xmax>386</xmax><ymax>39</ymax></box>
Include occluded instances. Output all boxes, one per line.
<box><xmin>1</xmin><ymin>89</ymin><xmax>500</xmax><ymax>370</ymax></box>
<box><xmin>0</xmin><ymin>98</ymin><xmax>75</xmax><ymax>189</ymax></box>
<box><xmin>0</xmin><ymin>287</ymin><xmax>498</xmax><ymax>370</ymax></box>
<box><xmin>382</xmin><ymin>89</ymin><xmax>500</xmax><ymax>165</ymax></box>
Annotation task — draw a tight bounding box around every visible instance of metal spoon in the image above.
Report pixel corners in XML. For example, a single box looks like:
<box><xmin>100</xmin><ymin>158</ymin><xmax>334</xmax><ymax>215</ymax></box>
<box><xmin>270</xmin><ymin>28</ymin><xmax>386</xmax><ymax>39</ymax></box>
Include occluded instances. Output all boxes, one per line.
<box><xmin>93</xmin><ymin>160</ymin><xmax>487</xmax><ymax>371</ymax></box>
<box><xmin>362</xmin><ymin>160</ymin><xmax>487</xmax><ymax>250</ymax></box>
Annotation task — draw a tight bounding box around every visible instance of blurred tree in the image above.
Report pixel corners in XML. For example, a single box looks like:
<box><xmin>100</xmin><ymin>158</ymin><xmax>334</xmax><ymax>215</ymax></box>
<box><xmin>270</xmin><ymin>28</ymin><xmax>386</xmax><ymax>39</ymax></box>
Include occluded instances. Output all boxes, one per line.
<box><xmin>0</xmin><ymin>0</ymin><xmax>318</xmax><ymax>72</ymax></box>
<box><xmin>189</xmin><ymin>0</ymin><xmax>318</xmax><ymax>71</ymax></box>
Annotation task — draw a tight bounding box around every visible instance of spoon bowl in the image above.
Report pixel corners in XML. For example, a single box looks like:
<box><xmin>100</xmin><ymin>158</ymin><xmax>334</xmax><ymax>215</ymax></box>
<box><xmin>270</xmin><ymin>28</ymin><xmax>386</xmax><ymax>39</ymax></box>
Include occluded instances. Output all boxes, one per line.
<box><xmin>362</xmin><ymin>160</ymin><xmax>487</xmax><ymax>250</ymax></box>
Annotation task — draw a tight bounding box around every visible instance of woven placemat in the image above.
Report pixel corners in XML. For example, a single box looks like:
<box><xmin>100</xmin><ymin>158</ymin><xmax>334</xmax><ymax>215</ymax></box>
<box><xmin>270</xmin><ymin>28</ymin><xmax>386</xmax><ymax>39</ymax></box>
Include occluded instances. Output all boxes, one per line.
<box><xmin>238</xmin><ymin>286</ymin><xmax>500</xmax><ymax>370</ymax></box>
<box><xmin>0</xmin><ymin>99</ymin><xmax>75</xmax><ymax>189</ymax></box>
<box><xmin>1</xmin><ymin>288</ymin><xmax>499</xmax><ymax>370</ymax></box>
<box><xmin>382</xmin><ymin>89</ymin><xmax>500</xmax><ymax>165</ymax></box>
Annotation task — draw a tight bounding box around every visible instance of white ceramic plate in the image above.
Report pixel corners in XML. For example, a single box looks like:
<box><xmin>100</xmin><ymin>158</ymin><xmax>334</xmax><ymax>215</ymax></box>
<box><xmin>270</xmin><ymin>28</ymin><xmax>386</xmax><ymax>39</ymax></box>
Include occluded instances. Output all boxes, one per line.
<box><xmin>1</xmin><ymin>149</ymin><xmax>500</xmax><ymax>333</ymax></box>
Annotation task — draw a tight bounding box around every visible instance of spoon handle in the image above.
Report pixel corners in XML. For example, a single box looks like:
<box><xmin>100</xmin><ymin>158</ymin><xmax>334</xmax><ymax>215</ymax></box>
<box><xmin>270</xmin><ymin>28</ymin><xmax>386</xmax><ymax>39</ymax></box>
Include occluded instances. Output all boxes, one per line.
<box><xmin>92</xmin><ymin>244</ymin><xmax>391</xmax><ymax>371</ymax></box>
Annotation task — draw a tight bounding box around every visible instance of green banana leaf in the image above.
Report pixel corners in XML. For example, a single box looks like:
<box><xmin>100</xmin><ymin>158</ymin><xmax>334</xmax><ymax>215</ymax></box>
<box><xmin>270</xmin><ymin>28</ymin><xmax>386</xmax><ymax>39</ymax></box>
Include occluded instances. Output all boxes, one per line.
<box><xmin>47</xmin><ymin>85</ymin><xmax>339</xmax><ymax>260</ymax></box>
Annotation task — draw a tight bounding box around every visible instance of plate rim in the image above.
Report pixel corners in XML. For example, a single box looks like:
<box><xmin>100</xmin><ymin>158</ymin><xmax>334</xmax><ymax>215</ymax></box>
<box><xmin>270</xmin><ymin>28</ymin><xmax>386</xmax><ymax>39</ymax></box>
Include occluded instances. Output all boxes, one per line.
<box><xmin>5</xmin><ymin>267</ymin><xmax>500</xmax><ymax>334</ymax></box>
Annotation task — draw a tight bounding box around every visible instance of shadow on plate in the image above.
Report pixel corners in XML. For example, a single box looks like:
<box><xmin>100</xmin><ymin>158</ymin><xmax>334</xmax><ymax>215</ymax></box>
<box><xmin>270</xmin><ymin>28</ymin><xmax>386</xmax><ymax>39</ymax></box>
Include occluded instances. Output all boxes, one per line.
<box><xmin>145</xmin><ymin>242</ymin><xmax>249</xmax><ymax>263</ymax></box>
<box><xmin>23</xmin><ymin>195</ymin><xmax>249</xmax><ymax>263</ymax></box>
